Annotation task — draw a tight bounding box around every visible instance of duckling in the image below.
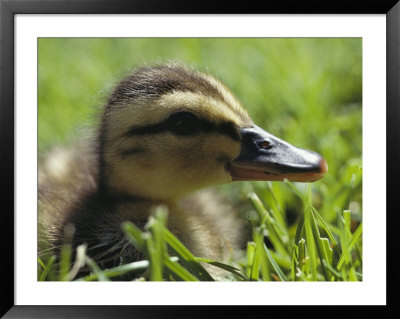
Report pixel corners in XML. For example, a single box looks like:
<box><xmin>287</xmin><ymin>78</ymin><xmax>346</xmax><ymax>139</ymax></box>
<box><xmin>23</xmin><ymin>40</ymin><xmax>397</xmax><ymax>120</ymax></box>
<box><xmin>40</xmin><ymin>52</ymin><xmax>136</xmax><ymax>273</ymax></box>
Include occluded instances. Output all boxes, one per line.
<box><xmin>38</xmin><ymin>63</ymin><xmax>327</xmax><ymax>278</ymax></box>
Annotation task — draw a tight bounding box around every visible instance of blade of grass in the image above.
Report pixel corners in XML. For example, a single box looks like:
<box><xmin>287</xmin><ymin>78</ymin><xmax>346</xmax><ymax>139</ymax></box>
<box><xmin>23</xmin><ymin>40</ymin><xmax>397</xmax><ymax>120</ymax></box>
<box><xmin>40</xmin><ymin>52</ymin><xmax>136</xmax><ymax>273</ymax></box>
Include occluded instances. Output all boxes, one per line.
<box><xmin>146</xmin><ymin>208</ymin><xmax>169</xmax><ymax>281</ymax></box>
<box><xmin>337</xmin><ymin>211</ymin><xmax>358</xmax><ymax>281</ymax></box>
<box><xmin>147</xmin><ymin>208</ymin><xmax>168</xmax><ymax>261</ymax></box>
<box><xmin>298</xmin><ymin>238</ymin><xmax>306</xmax><ymax>268</ymax></box>
<box><xmin>195</xmin><ymin>258</ymin><xmax>247</xmax><ymax>280</ymax></box>
<box><xmin>246</xmin><ymin>242</ymin><xmax>256</xmax><ymax>279</ymax></box>
<box><xmin>145</xmin><ymin>233</ymin><xmax>163</xmax><ymax>281</ymax></box>
<box><xmin>163</xmin><ymin>228</ymin><xmax>214</xmax><ymax>281</ymax></box>
<box><xmin>59</xmin><ymin>243</ymin><xmax>72</xmax><ymax>281</ymax></box>
<box><xmin>343</xmin><ymin>210</ymin><xmax>351</xmax><ymax>235</ymax></box>
<box><xmin>258</xmin><ymin>232</ymin><xmax>270</xmax><ymax>281</ymax></box>
<box><xmin>58</xmin><ymin>223</ymin><xmax>75</xmax><ymax>281</ymax></box>
<box><xmin>304</xmin><ymin>211</ymin><xmax>318</xmax><ymax>280</ymax></box>
<box><xmin>337</xmin><ymin>223</ymin><xmax>362</xmax><ymax>271</ymax></box>
<box><xmin>77</xmin><ymin>260</ymin><xmax>150</xmax><ymax>281</ymax></box>
<box><xmin>249</xmin><ymin>244</ymin><xmax>260</xmax><ymax>281</ymax></box>
<box><xmin>294</xmin><ymin>214</ymin><xmax>305</xmax><ymax>245</ymax></box>
<box><xmin>248</xmin><ymin>193</ymin><xmax>288</xmax><ymax>255</ymax></box>
<box><xmin>320</xmin><ymin>238</ymin><xmax>333</xmax><ymax>267</ymax></box>
<box><xmin>268</xmin><ymin>250</ymin><xmax>291</xmax><ymax>269</ymax></box>
<box><xmin>264</xmin><ymin>244</ymin><xmax>286</xmax><ymax>281</ymax></box>
<box><xmin>163</xmin><ymin>257</ymin><xmax>199</xmax><ymax>281</ymax></box>
<box><xmin>311</xmin><ymin>206</ymin><xmax>338</xmax><ymax>245</ymax></box>
<box><xmin>284</xmin><ymin>180</ymin><xmax>305</xmax><ymax>202</ymax></box>
<box><xmin>85</xmin><ymin>256</ymin><xmax>109</xmax><ymax>281</ymax></box>
<box><xmin>265</xmin><ymin>182</ymin><xmax>286</xmax><ymax>227</ymax></box>
<box><xmin>322</xmin><ymin>259</ymin><xmax>343</xmax><ymax>280</ymax></box>
<box><xmin>123</xmin><ymin>213</ymin><xmax>213</xmax><ymax>281</ymax></box>
<box><xmin>38</xmin><ymin>256</ymin><xmax>56</xmax><ymax>281</ymax></box>
<box><xmin>291</xmin><ymin>248</ymin><xmax>298</xmax><ymax>281</ymax></box>
<box><xmin>67</xmin><ymin>244</ymin><xmax>87</xmax><ymax>281</ymax></box>
<box><xmin>38</xmin><ymin>257</ymin><xmax>46</xmax><ymax>270</ymax></box>
<box><xmin>291</xmin><ymin>238</ymin><xmax>306</xmax><ymax>281</ymax></box>
<box><xmin>249</xmin><ymin>226</ymin><xmax>271</xmax><ymax>281</ymax></box>
<box><xmin>354</xmin><ymin>243</ymin><xmax>363</xmax><ymax>270</ymax></box>
<box><xmin>122</xmin><ymin>221</ymin><xmax>146</xmax><ymax>251</ymax></box>
<box><xmin>309</xmin><ymin>209</ymin><xmax>329</xmax><ymax>280</ymax></box>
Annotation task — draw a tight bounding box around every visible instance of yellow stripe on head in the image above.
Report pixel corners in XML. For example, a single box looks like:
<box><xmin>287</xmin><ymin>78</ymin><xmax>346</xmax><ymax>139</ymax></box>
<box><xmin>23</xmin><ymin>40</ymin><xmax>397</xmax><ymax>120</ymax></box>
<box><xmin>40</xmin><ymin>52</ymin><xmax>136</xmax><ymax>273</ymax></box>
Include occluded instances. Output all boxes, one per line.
<box><xmin>156</xmin><ymin>91</ymin><xmax>251</xmax><ymax>127</ymax></box>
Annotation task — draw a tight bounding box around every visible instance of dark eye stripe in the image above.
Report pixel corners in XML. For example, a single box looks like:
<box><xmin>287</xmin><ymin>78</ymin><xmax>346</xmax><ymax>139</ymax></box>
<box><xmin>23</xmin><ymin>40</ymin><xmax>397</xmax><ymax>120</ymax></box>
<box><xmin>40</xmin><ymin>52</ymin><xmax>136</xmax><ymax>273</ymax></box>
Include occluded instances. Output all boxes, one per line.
<box><xmin>124</xmin><ymin>115</ymin><xmax>240</xmax><ymax>141</ymax></box>
<box><xmin>120</xmin><ymin>148</ymin><xmax>146</xmax><ymax>157</ymax></box>
<box><xmin>218</xmin><ymin>122</ymin><xmax>241</xmax><ymax>141</ymax></box>
<box><xmin>124</xmin><ymin>120</ymin><xmax>171</xmax><ymax>136</ymax></box>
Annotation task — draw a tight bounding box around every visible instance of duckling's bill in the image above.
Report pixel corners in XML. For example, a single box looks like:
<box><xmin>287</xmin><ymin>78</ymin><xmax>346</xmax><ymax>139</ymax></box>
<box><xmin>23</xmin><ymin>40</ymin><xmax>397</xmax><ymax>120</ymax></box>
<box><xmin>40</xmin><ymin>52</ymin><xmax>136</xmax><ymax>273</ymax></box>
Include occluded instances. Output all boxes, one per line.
<box><xmin>229</xmin><ymin>126</ymin><xmax>328</xmax><ymax>182</ymax></box>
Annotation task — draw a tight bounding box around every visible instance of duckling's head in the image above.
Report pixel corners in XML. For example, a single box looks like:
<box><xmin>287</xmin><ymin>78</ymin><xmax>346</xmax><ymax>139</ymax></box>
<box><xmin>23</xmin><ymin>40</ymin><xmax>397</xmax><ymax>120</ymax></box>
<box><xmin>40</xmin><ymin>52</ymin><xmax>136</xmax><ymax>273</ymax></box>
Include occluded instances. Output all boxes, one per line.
<box><xmin>99</xmin><ymin>64</ymin><xmax>327</xmax><ymax>200</ymax></box>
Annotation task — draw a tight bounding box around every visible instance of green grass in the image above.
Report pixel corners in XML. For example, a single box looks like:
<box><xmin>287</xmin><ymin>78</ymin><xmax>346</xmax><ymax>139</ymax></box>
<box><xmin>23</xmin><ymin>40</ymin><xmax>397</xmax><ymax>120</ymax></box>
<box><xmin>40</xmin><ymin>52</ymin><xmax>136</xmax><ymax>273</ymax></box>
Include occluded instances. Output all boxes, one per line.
<box><xmin>38</xmin><ymin>184</ymin><xmax>362</xmax><ymax>281</ymax></box>
<box><xmin>38</xmin><ymin>38</ymin><xmax>362</xmax><ymax>281</ymax></box>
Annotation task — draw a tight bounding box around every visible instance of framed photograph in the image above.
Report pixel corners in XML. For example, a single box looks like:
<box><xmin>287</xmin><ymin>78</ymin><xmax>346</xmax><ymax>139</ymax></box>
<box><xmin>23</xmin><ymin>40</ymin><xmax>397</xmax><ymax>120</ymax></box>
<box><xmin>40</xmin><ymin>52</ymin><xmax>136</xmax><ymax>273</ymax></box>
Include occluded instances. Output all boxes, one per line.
<box><xmin>1</xmin><ymin>0</ymin><xmax>398</xmax><ymax>317</ymax></box>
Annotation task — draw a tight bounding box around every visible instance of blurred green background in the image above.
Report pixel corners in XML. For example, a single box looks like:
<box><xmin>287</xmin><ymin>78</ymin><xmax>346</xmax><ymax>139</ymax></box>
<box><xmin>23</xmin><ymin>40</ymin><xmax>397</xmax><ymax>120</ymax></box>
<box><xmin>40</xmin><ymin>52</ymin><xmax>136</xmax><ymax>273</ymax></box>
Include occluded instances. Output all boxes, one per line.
<box><xmin>38</xmin><ymin>38</ymin><xmax>362</xmax><ymax>225</ymax></box>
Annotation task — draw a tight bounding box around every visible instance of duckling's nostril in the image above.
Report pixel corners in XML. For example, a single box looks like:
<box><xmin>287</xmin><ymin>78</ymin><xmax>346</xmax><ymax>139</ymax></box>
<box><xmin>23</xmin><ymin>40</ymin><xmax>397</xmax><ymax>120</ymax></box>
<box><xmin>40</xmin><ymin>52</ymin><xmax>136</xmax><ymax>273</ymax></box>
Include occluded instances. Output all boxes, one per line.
<box><xmin>258</xmin><ymin>141</ymin><xmax>271</xmax><ymax>149</ymax></box>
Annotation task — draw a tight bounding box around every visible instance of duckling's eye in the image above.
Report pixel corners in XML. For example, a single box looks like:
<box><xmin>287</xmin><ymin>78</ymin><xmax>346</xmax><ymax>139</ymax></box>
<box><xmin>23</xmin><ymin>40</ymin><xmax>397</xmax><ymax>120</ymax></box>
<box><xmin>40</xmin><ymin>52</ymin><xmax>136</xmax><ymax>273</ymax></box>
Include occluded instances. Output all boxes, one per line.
<box><xmin>168</xmin><ymin>112</ymin><xmax>201</xmax><ymax>135</ymax></box>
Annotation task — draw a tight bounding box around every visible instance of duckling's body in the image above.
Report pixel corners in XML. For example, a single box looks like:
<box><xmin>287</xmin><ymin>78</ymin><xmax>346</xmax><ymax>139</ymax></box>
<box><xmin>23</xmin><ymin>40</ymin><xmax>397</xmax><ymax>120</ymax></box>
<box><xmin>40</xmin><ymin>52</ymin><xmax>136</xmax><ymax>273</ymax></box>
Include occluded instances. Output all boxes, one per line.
<box><xmin>39</xmin><ymin>64</ymin><xmax>327</xmax><ymax>279</ymax></box>
<box><xmin>39</xmin><ymin>141</ymin><xmax>245</xmax><ymax>268</ymax></box>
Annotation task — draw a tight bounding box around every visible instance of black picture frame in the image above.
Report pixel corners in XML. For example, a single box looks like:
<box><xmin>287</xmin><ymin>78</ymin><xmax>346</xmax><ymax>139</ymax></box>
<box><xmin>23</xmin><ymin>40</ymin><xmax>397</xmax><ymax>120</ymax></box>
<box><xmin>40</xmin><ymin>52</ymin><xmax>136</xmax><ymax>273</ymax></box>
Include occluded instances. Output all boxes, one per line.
<box><xmin>1</xmin><ymin>0</ymin><xmax>399</xmax><ymax>317</ymax></box>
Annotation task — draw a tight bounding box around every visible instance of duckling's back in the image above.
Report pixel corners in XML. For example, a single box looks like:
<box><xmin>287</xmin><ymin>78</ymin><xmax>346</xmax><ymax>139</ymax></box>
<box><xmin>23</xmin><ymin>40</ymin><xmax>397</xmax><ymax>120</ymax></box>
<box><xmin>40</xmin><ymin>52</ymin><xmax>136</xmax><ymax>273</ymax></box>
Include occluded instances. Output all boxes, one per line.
<box><xmin>38</xmin><ymin>139</ymin><xmax>98</xmax><ymax>254</ymax></box>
